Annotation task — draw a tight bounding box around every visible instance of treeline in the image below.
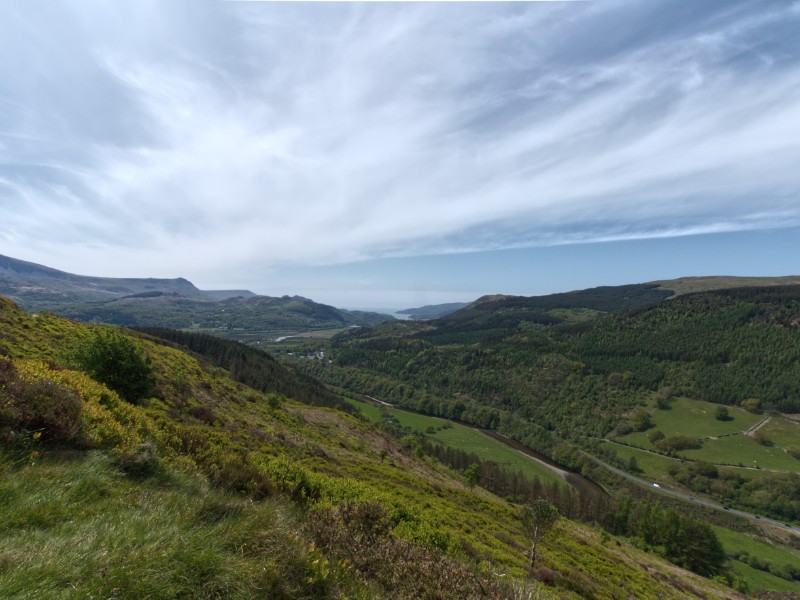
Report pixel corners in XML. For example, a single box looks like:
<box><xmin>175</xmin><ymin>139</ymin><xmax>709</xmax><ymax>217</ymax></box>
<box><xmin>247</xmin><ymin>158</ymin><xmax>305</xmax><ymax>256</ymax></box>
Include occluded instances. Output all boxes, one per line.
<box><xmin>301</xmin><ymin>339</ymin><xmax>642</xmax><ymax>440</ymax></box>
<box><xmin>605</xmin><ymin>497</ymin><xmax>726</xmax><ymax>577</ymax></box>
<box><xmin>137</xmin><ymin>328</ymin><xmax>355</xmax><ymax>413</ymax></box>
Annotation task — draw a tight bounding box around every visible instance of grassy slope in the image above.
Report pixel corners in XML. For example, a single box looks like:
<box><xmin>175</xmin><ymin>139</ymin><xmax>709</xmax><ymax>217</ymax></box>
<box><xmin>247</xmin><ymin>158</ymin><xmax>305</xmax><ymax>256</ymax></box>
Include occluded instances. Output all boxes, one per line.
<box><xmin>682</xmin><ymin>435</ymin><xmax>799</xmax><ymax>471</ymax></box>
<box><xmin>0</xmin><ymin>297</ymin><xmax>741</xmax><ymax>599</ymax></box>
<box><xmin>761</xmin><ymin>417</ymin><xmax>800</xmax><ymax>450</ymax></box>
<box><xmin>712</xmin><ymin>526</ymin><xmax>800</xmax><ymax>593</ymax></box>
<box><xmin>601</xmin><ymin>441</ymin><xmax>762</xmax><ymax>484</ymax></box>
<box><xmin>599</xmin><ymin>442</ymin><xmax>677</xmax><ymax>479</ymax></box>
<box><xmin>0</xmin><ymin>452</ymin><xmax>317</xmax><ymax>599</ymax></box>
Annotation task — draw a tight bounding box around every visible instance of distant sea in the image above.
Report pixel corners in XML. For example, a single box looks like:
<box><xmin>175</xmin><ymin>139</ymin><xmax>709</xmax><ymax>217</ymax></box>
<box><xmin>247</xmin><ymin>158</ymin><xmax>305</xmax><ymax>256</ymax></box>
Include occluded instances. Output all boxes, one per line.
<box><xmin>345</xmin><ymin>308</ymin><xmax>412</xmax><ymax>320</ymax></box>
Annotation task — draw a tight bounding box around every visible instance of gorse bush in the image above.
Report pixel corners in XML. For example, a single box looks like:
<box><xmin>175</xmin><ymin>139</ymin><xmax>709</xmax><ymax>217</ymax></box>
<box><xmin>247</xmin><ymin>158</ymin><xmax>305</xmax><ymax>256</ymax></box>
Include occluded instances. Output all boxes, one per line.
<box><xmin>73</xmin><ymin>330</ymin><xmax>155</xmax><ymax>402</ymax></box>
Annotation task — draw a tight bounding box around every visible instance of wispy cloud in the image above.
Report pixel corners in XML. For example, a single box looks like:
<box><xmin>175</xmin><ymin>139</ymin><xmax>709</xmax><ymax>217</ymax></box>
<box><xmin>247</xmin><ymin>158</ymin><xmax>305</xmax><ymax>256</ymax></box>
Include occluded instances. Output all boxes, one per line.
<box><xmin>1</xmin><ymin>0</ymin><xmax>799</xmax><ymax>282</ymax></box>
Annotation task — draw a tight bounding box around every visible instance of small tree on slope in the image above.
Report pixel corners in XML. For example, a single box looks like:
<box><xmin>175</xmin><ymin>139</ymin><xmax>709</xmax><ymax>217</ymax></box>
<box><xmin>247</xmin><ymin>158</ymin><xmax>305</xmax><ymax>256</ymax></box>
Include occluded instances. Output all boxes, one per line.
<box><xmin>520</xmin><ymin>498</ymin><xmax>559</xmax><ymax>568</ymax></box>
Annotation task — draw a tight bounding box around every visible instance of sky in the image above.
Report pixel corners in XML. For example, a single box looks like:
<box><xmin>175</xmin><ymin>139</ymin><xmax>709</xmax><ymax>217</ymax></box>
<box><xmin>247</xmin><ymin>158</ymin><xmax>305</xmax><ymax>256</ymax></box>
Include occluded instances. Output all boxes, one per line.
<box><xmin>2</xmin><ymin>0</ymin><xmax>800</xmax><ymax>309</ymax></box>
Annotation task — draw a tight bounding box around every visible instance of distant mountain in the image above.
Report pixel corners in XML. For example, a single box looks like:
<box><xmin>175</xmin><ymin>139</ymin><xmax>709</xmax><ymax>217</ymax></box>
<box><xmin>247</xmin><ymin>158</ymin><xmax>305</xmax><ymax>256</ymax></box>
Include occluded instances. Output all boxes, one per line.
<box><xmin>0</xmin><ymin>253</ymin><xmax>207</xmax><ymax>305</ymax></box>
<box><xmin>448</xmin><ymin>283</ymin><xmax>673</xmax><ymax>325</ymax></box>
<box><xmin>0</xmin><ymin>254</ymin><xmax>392</xmax><ymax>336</ymax></box>
<box><xmin>446</xmin><ymin>277</ymin><xmax>800</xmax><ymax>324</ymax></box>
<box><xmin>397</xmin><ymin>302</ymin><xmax>470</xmax><ymax>320</ymax></box>
<box><xmin>55</xmin><ymin>294</ymin><xmax>391</xmax><ymax>332</ymax></box>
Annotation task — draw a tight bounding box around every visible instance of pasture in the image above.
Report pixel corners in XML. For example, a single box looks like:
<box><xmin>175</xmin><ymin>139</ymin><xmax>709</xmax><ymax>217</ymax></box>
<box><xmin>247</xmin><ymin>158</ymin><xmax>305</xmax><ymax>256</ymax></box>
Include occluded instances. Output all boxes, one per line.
<box><xmin>681</xmin><ymin>434</ymin><xmax>799</xmax><ymax>472</ymax></box>
<box><xmin>621</xmin><ymin>397</ymin><xmax>762</xmax><ymax>449</ymax></box>
<box><xmin>348</xmin><ymin>398</ymin><xmax>564</xmax><ymax>486</ymax></box>
<box><xmin>712</xmin><ymin>526</ymin><xmax>800</xmax><ymax>593</ymax></box>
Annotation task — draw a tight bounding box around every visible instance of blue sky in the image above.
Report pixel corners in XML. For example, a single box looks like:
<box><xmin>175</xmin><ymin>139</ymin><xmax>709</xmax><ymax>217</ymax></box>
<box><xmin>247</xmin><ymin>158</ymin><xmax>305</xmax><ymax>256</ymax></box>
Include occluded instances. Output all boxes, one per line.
<box><xmin>2</xmin><ymin>1</ymin><xmax>800</xmax><ymax>308</ymax></box>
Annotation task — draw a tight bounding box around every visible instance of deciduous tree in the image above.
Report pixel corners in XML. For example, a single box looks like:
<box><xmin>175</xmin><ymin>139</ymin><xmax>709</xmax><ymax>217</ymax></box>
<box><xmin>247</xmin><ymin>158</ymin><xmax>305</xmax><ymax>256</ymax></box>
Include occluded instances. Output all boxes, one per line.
<box><xmin>520</xmin><ymin>498</ymin><xmax>559</xmax><ymax>567</ymax></box>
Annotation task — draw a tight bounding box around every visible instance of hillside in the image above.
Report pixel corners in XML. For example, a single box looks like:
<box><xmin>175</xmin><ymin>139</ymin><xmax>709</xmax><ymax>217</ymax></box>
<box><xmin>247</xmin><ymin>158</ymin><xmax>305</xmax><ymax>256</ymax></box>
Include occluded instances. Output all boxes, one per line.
<box><xmin>0</xmin><ymin>254</ymin><xmax>393</xmax><ymax>338</ymax></box>
<box><xmin>652</xmin><ymin>276</ymin><xmax>800</xmax><ymax>297</ymax></box>
<box><xmin>282</xmin><ymin>284</ymin><xmax>800</xmax><ymax>592</ymax></box>
<box><xmin>0</xmin><ymin>296</ymin><xmax>744</xmax><ymax>598</ymax></box>
<box><xmin>453</xmin><ymin>284</ymin><xmax>674</xmax><ymax>320</ymax></box>
<box><xmin>398</xmin><ymin>303</ymin><xmax>471</xmax><ymax>320</ymax></box>
<box><xmin>444</xmin><ymin>277</ymin><xmax>800</xmax><ymax>328</ymax></box>
<box><xmin>0</xmin><ymin>253</ymin><xmax>213</xmax><ymax>303</ymax></box>
<box><xmin>56</xmin><ymin>293</ymin><xmax>392</xmax><ymax>333</ymax></box>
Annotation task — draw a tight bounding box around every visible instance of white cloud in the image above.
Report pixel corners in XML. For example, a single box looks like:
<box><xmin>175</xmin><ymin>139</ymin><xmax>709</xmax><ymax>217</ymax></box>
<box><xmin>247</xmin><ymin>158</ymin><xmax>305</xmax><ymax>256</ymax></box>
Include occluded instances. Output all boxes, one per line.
<box><xmin>1</xmin><ymin>0</ymin><xmax>799</xmax><ymax>282</ymax></box>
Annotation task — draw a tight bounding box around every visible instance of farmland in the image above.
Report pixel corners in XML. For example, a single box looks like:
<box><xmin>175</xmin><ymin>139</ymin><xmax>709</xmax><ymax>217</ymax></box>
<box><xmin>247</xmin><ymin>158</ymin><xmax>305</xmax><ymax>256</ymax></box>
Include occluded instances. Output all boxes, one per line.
<box><xmin>348</xmin><ymin>398</ymin><xmax>565</xmax><ymax>486</ymax></box>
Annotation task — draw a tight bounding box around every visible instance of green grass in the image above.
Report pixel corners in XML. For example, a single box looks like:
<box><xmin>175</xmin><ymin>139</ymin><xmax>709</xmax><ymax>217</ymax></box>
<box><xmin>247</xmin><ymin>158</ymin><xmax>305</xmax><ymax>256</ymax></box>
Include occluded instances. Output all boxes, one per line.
<box><xmin>759</xmin><ymin>416</ymin><xmax>800</xmax><ymax>452</ymax></box>
<box><xmin>613</xmin><ymin>396</ymin><xmax>798</xmax><ymax>474</ymax></box>
<box><xmin>600</xmin><ymin>442</ymin><xmax>764</xmax><ymax>488</ymax></box>
<box><xmin>348</xmin><ymin>398</ymin><xmax>564</xmax><ymax>486</ymax></box>
<box><xmin>712</xmin><ymin>526</ymin><xmax>800</xmax><ymax>567</ymax></box>
<box><xmin>622</xmin><ymin>397</ymin><xmax>762</xmax><ymax>449</ymax></box>
<box><xmin>728</xmin><ymin>560</ymin><xmax>800</xmax><ymax>593</ymax></box>
<box><xmin>599</xmin><ymin>441</ymin><xmax>677</xmax><ymax>479</ymax></box>
<box><xmin>681</xmin><ymin>434</ymin><xmax>800</xmax><ymax>471</ymax></box>
<box><xmin>711</xmin><ymin>526</ymin><xmax>800</xmax><ymax>593</ymax></box>
<box><xmin>0</xmin><ymin>451</ymin><xmax>330</xmax><ymax>599</ymax></box>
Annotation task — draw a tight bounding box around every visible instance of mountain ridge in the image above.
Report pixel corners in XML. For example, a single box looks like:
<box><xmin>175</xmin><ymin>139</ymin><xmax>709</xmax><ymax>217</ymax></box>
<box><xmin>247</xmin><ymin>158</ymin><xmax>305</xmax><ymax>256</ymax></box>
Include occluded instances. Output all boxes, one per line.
<box><xmin>0</xmin><ymin>254</ymin><xmax>392</xmax><ymax>335</ymax></box>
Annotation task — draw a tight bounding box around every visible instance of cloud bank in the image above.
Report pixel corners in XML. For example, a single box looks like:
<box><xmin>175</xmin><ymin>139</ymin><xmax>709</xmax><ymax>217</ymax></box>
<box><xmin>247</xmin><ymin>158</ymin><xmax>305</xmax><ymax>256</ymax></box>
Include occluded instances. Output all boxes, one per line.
<box><xmin>1</xmin><ymin>0</ymin><xmax>799</xmax><ymax>282</ymax></box>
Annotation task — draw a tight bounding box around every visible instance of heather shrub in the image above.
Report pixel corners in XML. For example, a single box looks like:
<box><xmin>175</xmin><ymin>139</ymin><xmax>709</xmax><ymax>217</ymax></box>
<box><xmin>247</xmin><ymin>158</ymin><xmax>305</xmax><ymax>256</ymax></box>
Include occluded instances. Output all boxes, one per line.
<box><xmin>307</xmin><ymin>501</ymin><xmax>503</xmax><ymax>599</ymax></box>
<box><xmin>212</xmin><ymin>454</ymin><xmax>274</xmax><ymax>499</ymax></box>
<box><xmin>532</xmin><ymin>567</ymin><xmax>556</xmax><ymax>586</ymax></box>
<box><xmin>0</xmin><ymin>359</ymin><xmax>83</xmax><ymax>444</ymax></box>
<box><xmin>188</xmin><ymin>404</ymin><xmax>217</xmax><ymax>425</ymax></box>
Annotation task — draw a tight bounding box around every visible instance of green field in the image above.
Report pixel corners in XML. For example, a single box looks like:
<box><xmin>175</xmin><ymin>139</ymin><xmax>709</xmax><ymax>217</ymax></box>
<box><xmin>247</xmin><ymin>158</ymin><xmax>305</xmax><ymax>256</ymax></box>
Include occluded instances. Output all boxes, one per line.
<box><xmin>614</xmin><ymin>397</ymin><xmax>798</xmax><ymax>473</ymax></box>
<box><xmin>728</xmin><ymin>560</ymin><xmax>800</xmax><ymax>593</ymax></box>
<box><xmin>348</xmin><ymin>398</ymin><xmax>564</xmax><ymax>486</ymax></box>
<box><xmin>622</xmin><ymin>397</ymin><xmax>762</xmax><ymax>449</ymax></box>
<box><xmin>760</xmin><ymin>417</ymin><xmax>800</xmax><ymax>451</ymax></box>
<box><xmin>712</xmin><ymin>526</ymin><xmax>800</xmax><ymax>593</ymax></box>
<box><xmin>681</xmin><ymin>434</ymin><xmax>799</xmax><ymax>471</ymax></box>
<box><xmin>600</xmin><ymin>441</ymin><xmax>677</xmax><ymax>479</ymax></box>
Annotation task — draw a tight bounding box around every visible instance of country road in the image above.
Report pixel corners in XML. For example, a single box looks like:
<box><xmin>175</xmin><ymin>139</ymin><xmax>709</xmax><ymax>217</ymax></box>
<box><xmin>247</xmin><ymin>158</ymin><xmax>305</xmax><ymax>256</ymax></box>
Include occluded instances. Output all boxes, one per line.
<box><xmin>584</xmin><ymin>454</ymin><xmax>800</xmax><ymax>537</ymax></box>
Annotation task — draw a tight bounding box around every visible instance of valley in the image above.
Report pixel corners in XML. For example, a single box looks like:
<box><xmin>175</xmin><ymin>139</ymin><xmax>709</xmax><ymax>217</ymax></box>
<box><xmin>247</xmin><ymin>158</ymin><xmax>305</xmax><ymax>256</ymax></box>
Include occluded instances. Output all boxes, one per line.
<box><xmin>2</xmin><ymin>256</ymin><xmax>800</xmax><ymax>595</ymax></box>
<box><xmin>0</xmin><ymin>295</ymin><xmax>747</xmax><ymax>599</ymax></box>
<box><xmin>273</xmin><ymin>283</ymin><xmax>800</xmax><ymax>594</ymax></box>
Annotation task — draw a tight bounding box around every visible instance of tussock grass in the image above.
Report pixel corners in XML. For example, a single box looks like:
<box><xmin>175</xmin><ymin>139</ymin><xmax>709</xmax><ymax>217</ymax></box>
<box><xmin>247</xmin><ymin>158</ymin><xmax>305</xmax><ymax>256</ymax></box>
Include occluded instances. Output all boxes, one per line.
<box><xmin>0</xmin><ymin>450</ymin><xmax>341</xmax><ymax>599</ymax></box>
